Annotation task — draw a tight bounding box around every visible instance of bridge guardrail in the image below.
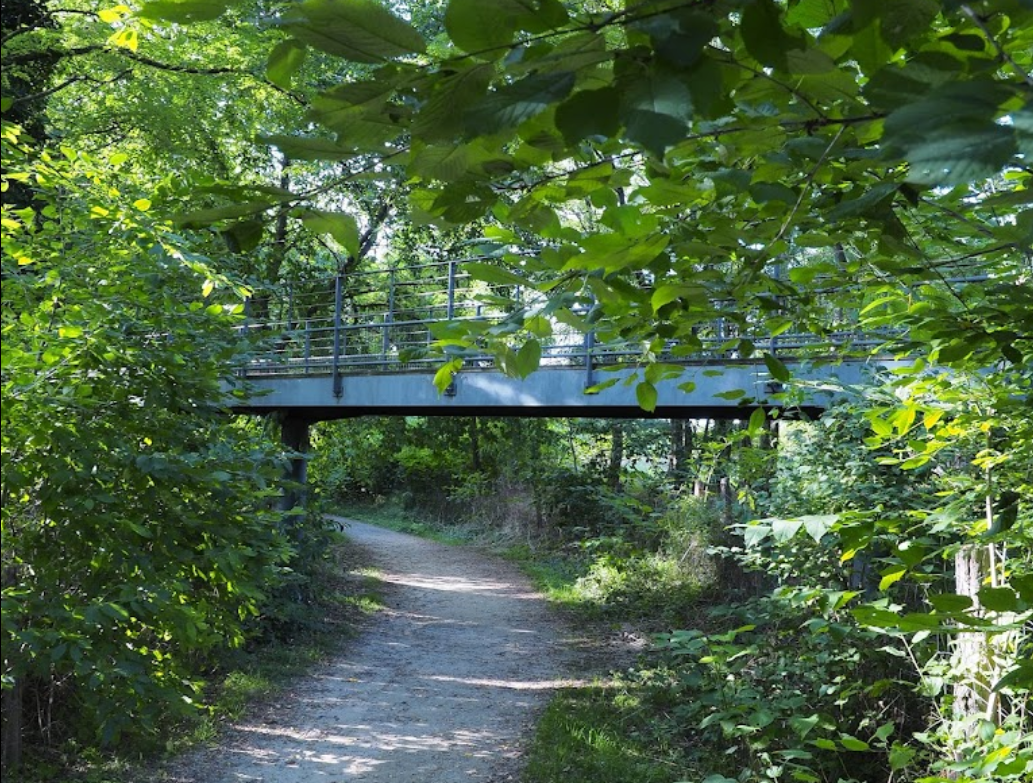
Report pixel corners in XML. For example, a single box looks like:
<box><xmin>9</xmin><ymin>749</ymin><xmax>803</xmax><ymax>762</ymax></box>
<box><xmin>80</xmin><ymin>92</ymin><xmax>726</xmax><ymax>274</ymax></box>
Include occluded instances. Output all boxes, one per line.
<box><xmin>234</xmin><ymin>258</ymin><xmax>975</xmax><ymax>394</ymax></box>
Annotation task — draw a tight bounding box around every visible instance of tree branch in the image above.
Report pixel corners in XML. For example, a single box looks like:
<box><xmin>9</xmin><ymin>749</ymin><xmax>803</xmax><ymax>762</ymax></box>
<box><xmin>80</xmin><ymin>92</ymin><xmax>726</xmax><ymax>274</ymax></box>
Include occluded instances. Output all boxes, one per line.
<box><xmin>960</xmin><ymin>4</ymin><xmax>1033</xmax><ymax>88</ymax></box>
<box><xmin>2</xmin><ymin>44</ymin><xmax>307</xmax><ymax>104</ymax></box>
<box><xmin>8</xmin><ymin>69</ymin><xmax>132</xmax><ymax>107</ymax></box>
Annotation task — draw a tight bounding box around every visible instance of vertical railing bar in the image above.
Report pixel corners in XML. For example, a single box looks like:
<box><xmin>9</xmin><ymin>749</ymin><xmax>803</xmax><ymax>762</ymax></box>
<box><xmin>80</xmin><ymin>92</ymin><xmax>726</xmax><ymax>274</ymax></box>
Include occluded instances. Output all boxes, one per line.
<box><xmin>332</xmin><ymin>274</ymin><xmax>343</xmax><ymax>398</ymax></box>
<box><xmin>304</xmin><ymin>320</ymin><xmax>311</xmax><ymax>376</ymax></box>
<box><xmin>584</xmin><ymin>329</ymin><xmax>595</xmax><ymax>390</ymax></box>
<box><xmin>447</xmin><ymin>260</ymin><xmax>456</xmax><ymax>320</ymax></box>
<box><xmin>382</xmin><ymin>269</ymin><xmax>395</xmax><ymax>368</ymax></box>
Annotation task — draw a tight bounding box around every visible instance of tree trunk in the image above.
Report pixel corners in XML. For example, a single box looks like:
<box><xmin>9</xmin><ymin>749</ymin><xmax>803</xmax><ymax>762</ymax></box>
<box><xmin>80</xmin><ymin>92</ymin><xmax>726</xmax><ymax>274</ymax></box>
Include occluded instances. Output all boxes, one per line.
<box><xmin>951</xmin><ymin>477</ymin><xmax>1004</xmax><ymax>745</ymax></box>
<box><xmin>607</xmin><ymin>421</ymin><xmax>623</xmax><ymax>490</ymax></box>
<box><xmin>1</xmin><ymin>565</ymin><xmax>23</xmax><ymax>774</ymax></box>
<box><xmin>669</xmin><ymin>418</ymin><xmax>689</xmax><ymax>486</ymax></box>
<box><xmin>469</xmin><ymin>417</ymin><xmax>481</xmax><ymax>473</ymax></box>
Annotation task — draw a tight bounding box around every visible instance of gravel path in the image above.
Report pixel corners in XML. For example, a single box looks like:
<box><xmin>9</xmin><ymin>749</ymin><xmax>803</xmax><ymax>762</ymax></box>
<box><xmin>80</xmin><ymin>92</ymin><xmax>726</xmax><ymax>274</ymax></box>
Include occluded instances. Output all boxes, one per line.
<box><xmin>160</xmin><ymin>518</ymin><xmax>574</xmax><ymax>782</ymax></box>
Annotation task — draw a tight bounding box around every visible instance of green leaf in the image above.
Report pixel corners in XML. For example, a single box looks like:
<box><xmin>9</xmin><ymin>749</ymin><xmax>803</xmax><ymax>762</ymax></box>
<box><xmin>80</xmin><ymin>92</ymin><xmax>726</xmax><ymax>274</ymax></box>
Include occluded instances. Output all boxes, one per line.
<box><xmin>433</xmin><ymin>358</ymin><xmax>462</xmax><ymax>393</ymax></box>
<box><xmin>636</xmin><ymin>381</ymin><xmax>658</xmax><ymax>412</ymax></box>
<box><xmin>889</xmin><ymin>742</ymin><xmax>917</xmax><ymax>771</ymax></box>
<box><xmin>464</xmin><ymin>262</ymin><xmax>531</xmax><ymax>287</ymax></box>
<box><xmin>412</xmin><ymin>64</ymin><xmax>495</xmax><ymax>141</ymax></box>
<box><xmin>978</xmin><ymin>586</ymin><xmax>1020</xmax><ymax>613</ymax></box>
<box><xmin>585</xmin><ymin>377</ymin><xmax>620</xmax><ymax>394</ymax></box>
<box><xmin>555</xmin><ymin>88</ymin><xmax>621</xmax><ymax>145</ymax></box>
<box><xmin>750</xmin><ymin>181</ymin><xmax>797</xmax><ymax>204</ymax></box>
<box><xmin>839</xmin><ymin>734</ymin><xmax>870</xmax><ymax>751</ymax></box>
<box><xmin>874</xmin><ymin>721</ymin><xmax>896</xmax><ymax>743</ymax></box>
<box><xmin>223</xmin><ymin>219</ymin><xmax>264</xmax><ymax>253</ymax></box>
<box><xmin>285</xmin><ymin>0</ymin><xmax>426</xmax><ymax>63</ymax></box>
<box><xmin>852</xmin><ymin>606</ymin><xmax>901</xmax><ymax>628</ymax></box>
<box><xmin>772</xmin><ymin>517</ymin><xmax>804</xmax><ymax>542</ymax></box>
<box><xmin>444</xmin><ymin>0</ymin><xmax>566</xmax><ymax>55</ymax></box>
<box><xmin>741</xmin><ymin>0</ymin><xmax>806</xmax><ymax>71</ymax></box>
<box><xmin>904</xmin><ymin>126</ymin><xmax>1017</xmax><ymax>186</ymax></box>
<box><xmin>466</xmin><ymin>72</ymin><xmax>575</xmax><ymax>135</ymax></box>
<box><xmin>789</xmin><ymin>713</ymin><xmax>820</xmax><ymax>739</ymax></box>
<box><xmin>258</xmin><ymin>135</ymin><xmax>356</xmax><ymax>161</ymax></box>
<box><xmin>801</xmin><ymin>514</ymin><xmax>836</xmax><ymax>543</ymax></box>
<box><xmin>743</xmin><ymin>523</ymin><xmax>772</xmax><ymax>548</ymax></box>
<box><xmin>299</xmin><ymin>210</ymin><xmax>359</xmax><ymax>255</ymax></box>
<box><xmin>879</xmin><ymin>565</ymin><xmax>908</xmax><ymax>591</ymax></box>
<box><xmin>619</xmin><ymin>68</ymin><xmax>692</xmax><ymax>156</ymax></box>
<box><xmin>878</xmin><ymin>0</ymin><xmax>940</xmax><ymax>49</ymax></box>
<box><xmin>714</xmin><ymin>388</ymin><xmax>747</xmax><ymax>400</ymax></box>
<box><xmin>139</xmin><ymin>0</ymin><xmax>234</xmax><ymax>23</ymax></box>
<box><xmin>445</xmin><ymin>0</ymin><xmax>514</xmax><ymax>52</ymax></box>
<box><xmin>514</xmin><ymin>339</ymin><xmax>541</xmax><ymax>379</ymax></box>
<box><xmin>763</xmin><ymin>354</ymin><xmax>791</xmax><ymax>382</ymax></box>
<box><xmin>564</xmin><ymin>232</ymin><xmax>669</xmax><ymax>273</ymax></box>
<box><xmin>176</xmin><ymin>200</ymin><xmax>274</xmax><ymax>226</ymax></box>
<box><xmin>267</xmin><ymin>39</ymin><xmax>307</xmax><ymax>89</ymax></box>
<box><xmin>635</xmin><ymin>10</ymin><xmax>717</xmax><ymax>68</ymax></box>
<box><xmin>826</xmin><ymin>183</ymin><xmax>899</xmax><ymax>221</ymax></box>
<box><xmin>747</xmin><ymin>406</ymin><xmax>766</xmax><ymax>437</ymax></box>
<box><xmin>929</xmin><ymin>593</ymin><xmax>973</xmax><ymax>613</ymax></box>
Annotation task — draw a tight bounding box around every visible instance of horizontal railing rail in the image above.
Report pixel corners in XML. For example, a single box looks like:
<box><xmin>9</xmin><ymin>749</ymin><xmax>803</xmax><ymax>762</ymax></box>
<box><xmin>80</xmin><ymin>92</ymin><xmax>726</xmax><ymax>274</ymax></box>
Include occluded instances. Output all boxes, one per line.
<box><xmin>234</xmin><ymin>259</ymin><xmax>976</xmax><ymax>396</ymax></box>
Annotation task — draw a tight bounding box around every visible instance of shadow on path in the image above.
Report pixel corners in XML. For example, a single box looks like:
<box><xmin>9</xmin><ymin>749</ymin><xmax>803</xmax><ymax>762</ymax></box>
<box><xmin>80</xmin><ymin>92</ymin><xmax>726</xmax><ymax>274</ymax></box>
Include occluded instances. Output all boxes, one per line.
<box><xmin>162</xmin><ymin>518</ymin><xmax>575</xmax><ymax>783</ymax></box>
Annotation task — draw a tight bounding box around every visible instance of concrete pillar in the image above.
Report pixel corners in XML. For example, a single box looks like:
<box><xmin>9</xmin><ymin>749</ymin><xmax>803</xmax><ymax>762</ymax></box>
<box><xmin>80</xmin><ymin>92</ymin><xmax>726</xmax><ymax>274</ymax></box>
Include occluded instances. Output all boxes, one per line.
<box><xmin>280</xmin><ymin>415</ymin><xmax>311</xmax><ymax>512</ymax></box>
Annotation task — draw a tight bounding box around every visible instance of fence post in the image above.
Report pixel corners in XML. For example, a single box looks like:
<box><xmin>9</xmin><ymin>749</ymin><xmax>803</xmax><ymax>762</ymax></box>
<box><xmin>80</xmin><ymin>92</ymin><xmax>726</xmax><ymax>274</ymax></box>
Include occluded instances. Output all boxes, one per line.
<box><xmin>332</xmin><ymin>275</ymin><xmax>343</xmax><ymax>398</ymax></box>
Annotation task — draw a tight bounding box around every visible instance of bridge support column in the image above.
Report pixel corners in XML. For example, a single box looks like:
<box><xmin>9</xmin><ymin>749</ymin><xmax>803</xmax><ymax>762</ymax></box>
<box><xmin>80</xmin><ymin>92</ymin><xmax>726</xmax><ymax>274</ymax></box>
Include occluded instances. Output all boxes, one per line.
<box><xmin>280</xmin><ymin>414</ymin><xmax>311</xmax><ymax>512</ymax></box>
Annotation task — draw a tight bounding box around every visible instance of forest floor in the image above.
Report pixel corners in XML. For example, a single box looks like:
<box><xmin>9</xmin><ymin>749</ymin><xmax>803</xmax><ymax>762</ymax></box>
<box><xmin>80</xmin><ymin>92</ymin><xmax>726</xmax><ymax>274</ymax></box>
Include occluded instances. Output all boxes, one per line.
<box><xmin>152</xmin><ymin>517</ymin><xmax>589</xmax><ymax>783</ymax></box>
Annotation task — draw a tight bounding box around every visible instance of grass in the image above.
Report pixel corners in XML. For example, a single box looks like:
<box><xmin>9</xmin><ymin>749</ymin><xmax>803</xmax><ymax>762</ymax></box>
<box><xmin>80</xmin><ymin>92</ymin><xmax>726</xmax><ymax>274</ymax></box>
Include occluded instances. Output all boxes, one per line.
<box><xmin>523</xmin><ymin>681</ymin><xmax>695</xmax><ymax>783</ymax></box>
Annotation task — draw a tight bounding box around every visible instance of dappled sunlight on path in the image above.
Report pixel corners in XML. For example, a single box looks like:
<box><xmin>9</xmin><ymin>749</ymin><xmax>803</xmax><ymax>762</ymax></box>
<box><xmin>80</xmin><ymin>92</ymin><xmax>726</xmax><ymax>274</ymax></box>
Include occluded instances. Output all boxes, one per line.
<box><xmin>159</xmin><ymin>518</ymin><xmax>574</xmax><ymax>783</ymax></box>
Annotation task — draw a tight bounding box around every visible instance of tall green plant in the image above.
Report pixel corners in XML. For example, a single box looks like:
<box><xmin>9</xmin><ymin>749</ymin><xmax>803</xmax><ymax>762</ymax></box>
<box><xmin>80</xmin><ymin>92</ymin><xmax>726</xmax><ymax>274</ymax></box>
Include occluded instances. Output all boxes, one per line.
<box><xmin>1</xmin><ymin>124</ymin><xmax>290</xmax><ymax>756</ymax></box>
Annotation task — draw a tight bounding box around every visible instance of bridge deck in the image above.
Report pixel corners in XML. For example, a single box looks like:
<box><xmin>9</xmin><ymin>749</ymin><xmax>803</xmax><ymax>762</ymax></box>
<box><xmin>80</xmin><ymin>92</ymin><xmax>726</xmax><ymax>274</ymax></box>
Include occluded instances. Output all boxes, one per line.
<box><xmin>230</xmin><ymin>358</ymin><xmax>901</xmax><ymax>420</ymax></box>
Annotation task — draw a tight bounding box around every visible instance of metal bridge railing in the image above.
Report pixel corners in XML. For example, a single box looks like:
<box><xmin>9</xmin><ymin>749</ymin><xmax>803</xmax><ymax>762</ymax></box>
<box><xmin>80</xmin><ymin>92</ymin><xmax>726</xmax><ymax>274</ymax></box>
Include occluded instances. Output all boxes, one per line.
<box><xmin>235</xmin><ymin>258</ymin><xmax>936</xmax><ymax>396</ymax></box>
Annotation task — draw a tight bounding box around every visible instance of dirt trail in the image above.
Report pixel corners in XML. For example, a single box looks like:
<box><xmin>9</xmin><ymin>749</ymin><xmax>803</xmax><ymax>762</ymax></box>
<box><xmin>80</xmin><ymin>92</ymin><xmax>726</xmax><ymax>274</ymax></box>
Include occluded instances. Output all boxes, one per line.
<box><xmin>159</xmin><ymin>518</ymin><xmax>574</xmax><ymax>782</ymax></box>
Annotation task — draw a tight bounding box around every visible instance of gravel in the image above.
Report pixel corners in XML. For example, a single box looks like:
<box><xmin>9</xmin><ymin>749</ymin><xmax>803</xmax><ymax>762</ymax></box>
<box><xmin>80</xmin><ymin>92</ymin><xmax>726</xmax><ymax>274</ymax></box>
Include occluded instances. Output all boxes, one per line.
<box><xmin>156</xmin><ymin>517</ymin><xmax>575</xmax><ymax>782</ymax></box>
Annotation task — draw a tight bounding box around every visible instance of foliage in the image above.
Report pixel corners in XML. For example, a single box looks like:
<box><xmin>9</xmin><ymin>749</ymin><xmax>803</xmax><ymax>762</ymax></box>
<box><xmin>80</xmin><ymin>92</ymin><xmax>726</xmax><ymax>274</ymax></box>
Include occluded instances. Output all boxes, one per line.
<box><xmin>3</xmin><ymin>0</ymin><xmax>1031</xmax><ymax>778</ymax></box>
<box><xmin>0</xmin><ymin>124</ymin><xmax>298</xmax><ymax>756</ymax></box>
<box><xmin>659</xmin><ymin>590</ymin><xmax>922</xmax><ymax>783</ymax></box>
<box><xmin>523</xmin><ymin>681</ymin><xmax>693</xmax><ymax>783</ymax></box>
<box><xmin>160</xmin><ymin>0</ymin><xmax>1033</xmax><ymax>395</ymax></box>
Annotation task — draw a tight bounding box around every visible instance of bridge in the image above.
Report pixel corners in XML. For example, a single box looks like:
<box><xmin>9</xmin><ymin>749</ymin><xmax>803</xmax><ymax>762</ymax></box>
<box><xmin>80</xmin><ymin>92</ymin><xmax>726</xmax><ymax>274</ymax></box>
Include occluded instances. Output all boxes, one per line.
<box><xmin>227</xmin><ymin>259</ymin><xmax>908</xmax><ymax>422</ymax></box>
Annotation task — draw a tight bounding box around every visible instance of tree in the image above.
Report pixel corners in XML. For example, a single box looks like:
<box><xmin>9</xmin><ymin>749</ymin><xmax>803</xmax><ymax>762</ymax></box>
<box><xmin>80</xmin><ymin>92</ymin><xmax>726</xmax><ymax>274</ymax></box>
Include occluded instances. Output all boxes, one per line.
<box><xmin>0</xmin><ymin>106</ymin><xmax>296</xmax><ymax>769</ymax></box>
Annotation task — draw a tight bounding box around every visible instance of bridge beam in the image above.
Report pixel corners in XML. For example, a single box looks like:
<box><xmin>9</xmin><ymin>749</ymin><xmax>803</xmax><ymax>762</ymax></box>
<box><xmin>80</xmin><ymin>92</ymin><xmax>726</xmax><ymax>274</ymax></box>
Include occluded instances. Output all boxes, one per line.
<box><xmin>234</xmin><ymin>361</ymin><xmax>910</xmax><ymax>421</ymax></box>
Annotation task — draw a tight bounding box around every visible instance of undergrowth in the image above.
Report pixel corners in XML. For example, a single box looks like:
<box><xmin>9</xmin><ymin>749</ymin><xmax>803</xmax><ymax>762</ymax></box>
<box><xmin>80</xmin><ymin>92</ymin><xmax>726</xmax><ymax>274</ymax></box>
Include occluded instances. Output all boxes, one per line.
<box><xmin>523</xmin><ymin>681</ymin><xmax>696</xmax><ymax>783</ymax></box>
<box><xmin>13</xmin><ymin>526</ymin><xmax>383</xmax><ymax>783</ymax></box>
